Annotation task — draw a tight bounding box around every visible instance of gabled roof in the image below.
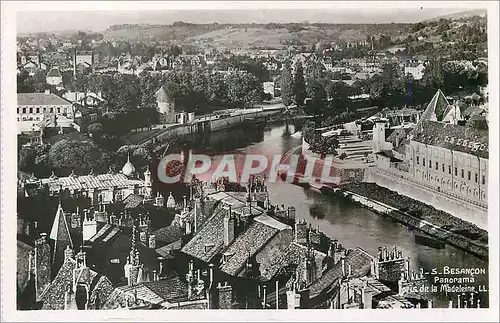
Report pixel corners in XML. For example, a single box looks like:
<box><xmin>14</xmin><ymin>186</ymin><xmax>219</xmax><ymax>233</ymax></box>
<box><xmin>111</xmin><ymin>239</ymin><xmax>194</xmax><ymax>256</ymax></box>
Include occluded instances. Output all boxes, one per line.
<box><xmin>123</xmin><ymin>193</ymin><xmax>144</xmax><ymax>209</ymax></box>
<box><xmin>220</xmin><ymin>221</ymin><xmax>280</xmax><ymax>276</ymax></box>
<box><xmin>102</xmin><ymin>276</ymin><xmax>195</xmax><ymax>309</ymax></box>
<box><xmin>181</xmin><ymin>203</ymin><xmax>228</xmax><ymax>263</ymax></box>
<box><xmin>40</xmin><ymin>173</ymin><xmax>144</xmax><ymax>192</ymax></box>
<box><xmin>152</xmin><ymin>225</ymin><xmax>183</xmax><ymax>246</ymax></box>
<box><xmin>412</xmin><ymin>120</ymin><xmax>488</xmax><ymax>159</ymax></box>
<box><xmin>40</xmin><ymin>255</ymin><xmax>114</xmax><ymax>310</ymax></box>
<box><xmin>259</xmin><ymin>242</ymin><xmax>327</xmax><ymax>281</ymax></box>
<box><xmin>46</xmin><ymin>68</ymin><xmax>62</xmax><ymax>78</ymax></box>
<box><xmin>308</xmin><ymin>247</ymin><xmax>373</xmax><ymax>299</ymax></box>
<box><xmin>17</xmin><ymin>93</ymin><xmax>72</xmax><ymax>106</ymax></box>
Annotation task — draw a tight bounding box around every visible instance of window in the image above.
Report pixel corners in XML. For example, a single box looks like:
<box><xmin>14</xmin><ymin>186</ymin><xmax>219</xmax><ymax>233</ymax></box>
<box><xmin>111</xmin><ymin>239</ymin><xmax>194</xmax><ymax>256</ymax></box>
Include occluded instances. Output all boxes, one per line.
<box><xmin>461</xmin><ymin>169</ymin><xmax>464</xmax><ymax>178</ymax></box>
<box><xmin>416</xmin><ymin>156</ymin><xmax>419</xmax><ymax>165</ymax></box>
<box><xmin>423</xmin><ymin>158</ymin><xmax>426</xmax><ymax>166</ymax></box>
<box><xmin>429</xmin><ymin>160</ymin><xmax>432</xmax><ymax>168</ymax></box>
<box><xmin>436</xmin><ymin>162</ymin><xmax>439</xmax><ymax>170</ymax></box>
<box><xmin>50</xmin><ymin>108</ymin><xmax>54</xmax><ymax>113</ymax></box>
<box><xmin>36</xmin><ymin>107</ymin><xmax>40</xmax><ymax>114</ymax></box>
<box><xmin>442</xmin><ymin>164</ymin><xmax>445</xmax><ymax>172</ymax></box>
<box><xmin>482</xmin><ymin>175</ymin><xmax>486</xmax><ymax>185</ymax></box>
<box><xmin>475</xmin><ymin>173</ymin><xmax>478</xmax><ymax>183</ymax></box>
<box><xmin>29</xmin><ymin>108</ymin><xmax>33</xmax><ymax>113</ymax></box>
<box><xmin>448</xmin><ymin>166</ymin><xmax>452</xmax><ymax>174</ymax></box>
<box><xmin>57</xmin><ymin>107</ymin><xmax>61</xmax><ymax>113</ymax></box>
<box><xmin>468</xmin><ymin>171</ymin><xmax>471</xmax><ymax>181</ymax></box>
<box><xmin>17</xmin><ymin>108</ymin><xmax>19</xmax><ymax>114</ymax></box>
<box><xmin>22</xmin><ymin>108</ymin><xmax>26</xmax><ymax>113</ymax></box>
<box><xmin>455</xmin><ymin>167</ymin><xmax>457</xmax><ymax>176</ymax></box>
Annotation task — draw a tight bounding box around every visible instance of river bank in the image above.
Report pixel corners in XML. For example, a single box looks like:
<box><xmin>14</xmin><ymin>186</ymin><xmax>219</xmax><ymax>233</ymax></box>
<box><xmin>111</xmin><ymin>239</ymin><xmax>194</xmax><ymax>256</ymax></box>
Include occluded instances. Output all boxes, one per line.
<box><xmin>326</xmin><ymin>183</ymin><xmax>488</xmax><ymax>260</ymax></box>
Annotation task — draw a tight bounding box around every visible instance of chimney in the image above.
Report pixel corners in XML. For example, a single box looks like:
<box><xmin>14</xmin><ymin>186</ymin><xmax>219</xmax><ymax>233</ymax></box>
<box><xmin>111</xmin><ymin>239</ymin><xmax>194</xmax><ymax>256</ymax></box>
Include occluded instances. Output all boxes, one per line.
<box><xmin>157</xmin><ymin>256</ymin><xmax>165</xmax><ymax>277</ymax></box>
<box><xmin>223</xmin><ymin>207</ymin><xmax>235</xmax><ymax>247</ymax></box>
<box><xmin>217</xmin><ymin>282</ymin><xmax>233</xmax><ymax>309</ymax></box>
<box><xmin>262</xmin><ymin>284</ymin><xmax>267</xmax><ymax>309</ymax></box>
<box><xmin>148</xmin><ymin>235</ymin><xmax>156</xmax><ymax>249</ymax></box>
<box><xmin>341</xmin><ymin>257</ymin><xmax>346</xmax><ymax>277</ymax></box>
<box><xmin>361</xmin><ymin>284</ymin><xmax>373</xmax><ymax>309</ymax></box>
<box><xmin>139</xmin><ymin>231</ymin><xmax>148</xmax><ymax>245</ymax></box>
<box><xmin>208</xmin><ymin>263</ymin><xmax>215</xmax><ymax>289</ymax></box>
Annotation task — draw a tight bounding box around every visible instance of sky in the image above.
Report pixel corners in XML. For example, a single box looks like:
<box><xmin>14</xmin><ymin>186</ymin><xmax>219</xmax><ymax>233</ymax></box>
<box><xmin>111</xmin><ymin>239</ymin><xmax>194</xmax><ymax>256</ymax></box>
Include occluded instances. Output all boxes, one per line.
<box><xmin>16</xmin><ymin>6</ymin><xmax>484</xmax><ymax>34</ymax></box>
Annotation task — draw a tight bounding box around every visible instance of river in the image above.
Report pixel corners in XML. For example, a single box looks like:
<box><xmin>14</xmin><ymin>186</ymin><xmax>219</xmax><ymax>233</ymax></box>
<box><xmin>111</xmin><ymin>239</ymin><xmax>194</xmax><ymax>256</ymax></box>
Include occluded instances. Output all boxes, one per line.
<box><xmin>174</xmin><ymin>123</ymin><xmax>489</xmax><ymax>308</ymax></box>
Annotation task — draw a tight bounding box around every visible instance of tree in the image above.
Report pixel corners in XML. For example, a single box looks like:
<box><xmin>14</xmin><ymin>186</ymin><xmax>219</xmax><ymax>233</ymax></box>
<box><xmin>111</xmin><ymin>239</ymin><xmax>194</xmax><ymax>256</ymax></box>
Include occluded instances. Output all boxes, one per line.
<box><xmin>19</xmin><ymin>148</ymin><xmax>37</xmax><ymax>172</ymax></box>
<box><xmin>87</xmin><ymin>123</ymin><xmax>104</xmax><ymax>139</ymax></box>
<box><xmin>306</xmin><ymin>79</ymin><xmax>327</xmax><ymax>116</ymax></box>
<box><xmin>293</xmin><ymin>61</ymin><xmax>307</xmax><ymax>106</ymax></box>
<box><xmin>280</xmin><ymin>61</ymin><xmax>294</xmax><ymax>106</ymax></box>
<box><xmin>48</xmin><ymin>139</ymin><xmax>107</xmax><ymax>173</ymax></box>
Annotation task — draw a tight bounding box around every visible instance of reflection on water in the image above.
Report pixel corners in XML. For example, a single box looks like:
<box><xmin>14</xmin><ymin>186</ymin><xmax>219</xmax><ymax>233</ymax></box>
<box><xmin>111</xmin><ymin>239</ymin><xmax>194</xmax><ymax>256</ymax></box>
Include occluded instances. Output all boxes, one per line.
<box><xmin>182</xmin><ymin>123</ymin><xmax>489</xmax><ymax>308</ymax></box>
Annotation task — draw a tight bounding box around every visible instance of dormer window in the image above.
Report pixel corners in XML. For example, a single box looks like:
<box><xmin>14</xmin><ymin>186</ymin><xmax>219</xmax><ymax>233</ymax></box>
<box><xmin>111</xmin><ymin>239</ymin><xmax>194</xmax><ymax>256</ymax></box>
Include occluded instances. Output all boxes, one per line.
<box><xmin>457</xmin><ymin>139</ymin><xmax>463</xmax><ymax>145</ymax></box>
<box><xmin>462</xmin><ymin>140</ymin><xmax>469</xmax><ymax>147</ymax></box>
<box><xmin>204</xmin><ymin>244</ymin><xmax>215</xmax><ymax>253</ymax></box>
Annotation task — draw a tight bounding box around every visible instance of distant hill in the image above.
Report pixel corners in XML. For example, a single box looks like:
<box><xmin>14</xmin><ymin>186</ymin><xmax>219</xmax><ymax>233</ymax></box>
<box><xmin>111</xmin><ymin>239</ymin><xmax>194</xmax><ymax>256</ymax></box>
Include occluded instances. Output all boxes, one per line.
<box><xmin>422</xmin><ymin>9</ymin><xmax>487</xmax><ymax>22</ymax></box>
<box><xmin>103</xmin><ymin>23</ymin><xmax>413</xmax><ymax>50</ymax></box>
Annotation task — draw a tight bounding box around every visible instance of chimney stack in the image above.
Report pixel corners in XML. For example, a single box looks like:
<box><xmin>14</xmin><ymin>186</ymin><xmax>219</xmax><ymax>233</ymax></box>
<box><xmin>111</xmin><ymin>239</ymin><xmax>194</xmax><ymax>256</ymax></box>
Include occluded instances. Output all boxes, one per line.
<box><xmin>223</xmin><ymin>206</ymin><xmax>234</xmax><ymax>247</ymax></box>
<box><xmin>148</xmin><ymin>235</ymin><xmax>156</xmax><ymax>249</ymax></box>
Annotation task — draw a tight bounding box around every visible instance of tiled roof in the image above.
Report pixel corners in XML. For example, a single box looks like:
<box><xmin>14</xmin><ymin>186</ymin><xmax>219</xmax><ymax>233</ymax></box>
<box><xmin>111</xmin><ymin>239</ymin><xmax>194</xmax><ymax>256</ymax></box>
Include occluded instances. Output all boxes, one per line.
<box><xmin>88</xmin><ymin>223</ymin><xmax>120</xmax><ymax>244</ymax></box>
<box><xmin>103</xmin><ymin>276</ymin><xmax>191</xmax><ymax>309</ymax></box>
<box><xmin>254</xmin><ymin>214</ymin><xmax>291</xmax><ymax>231</ymax></box>
<box><xmin>41</xmin><ymin>257</ymin><xmax>114</xmax><ymax>310</ymax></box>
<box><xmin>17</xmin><ymin>93</ymin><xmax>72</xmax><ymax>106</ymax></box>
<box><xmin>123</xmin><ymin>193</ymin><xmax>144</xmax><ymax>209</ymax></box>
<box><xmin>260</xmin><ymin>242</ymin><xmax>327</xmax><ymax>281</ymax></box>
<box><xmin>155</xmin><ymin>240</ymin><xmax>182</xmax><ymax>258</ymax></box>
<box><xmin>412</xmin><ymin>120</ymin><xmax>488</xmax><ymax>158</ymax></box>
<box><xmin>308</xmin><ymin>247</ymin><xmax>373</xmax><ymax>299</ymax></box>
<box><xmin>152</xmin><ymin>225</ymin><xmax>183</xmax><ymax>246</ymax></box>
<box><xmin>181</xmin><ymin>204</ymin><xmax>228</xmax><ymax>263</ymax></box>
<box><xmin>220</xmin><ymin>221</ymin><xmax>279</xmax><ymax>276</ymax></box>
<box><xmin>40</xmin><ymin>173</ymin><xmax>144</xmax><ymax>191</ymax></box>
<box><xmin>17</xmin><ymin>240</ymin><xmax>34</xmax><ymax>293</ymax></box>
<box><xmin>206</xmin><ymin>191</ymin><xmax>247</xmax><ymax>208</ymax></box>
<box><xmin>386</xmin><ymin>127</ymin><xmax>411</xmax><ymax>144</ymax></box>
<box><xmin>47</xmin><ymin>68</ymin><xmax>62</xmax><ymax>78</ymax></box>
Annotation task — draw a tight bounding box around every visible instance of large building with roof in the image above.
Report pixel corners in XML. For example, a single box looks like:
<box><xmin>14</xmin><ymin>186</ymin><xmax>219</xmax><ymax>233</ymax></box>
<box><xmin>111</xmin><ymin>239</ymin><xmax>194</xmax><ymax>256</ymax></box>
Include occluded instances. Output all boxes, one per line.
<box><xmin>370</xmin><ymin>89</ymin><xmax>488</xmax><ymax>229</ymax></box>
<box><xmin>17</xmin><ymin>92</ymin><xmax>75</xmax><ymax>134</ymax></box>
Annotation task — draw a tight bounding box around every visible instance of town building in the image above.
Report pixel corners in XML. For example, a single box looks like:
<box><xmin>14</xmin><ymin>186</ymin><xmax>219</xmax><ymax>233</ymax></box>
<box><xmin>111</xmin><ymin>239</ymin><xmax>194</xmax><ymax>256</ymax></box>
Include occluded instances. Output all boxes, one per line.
<box><xmin>36</xmin><ymin>158</ymin><xmax>153</xmax><ymax>211</ymax></box>
<box><xmin>17</xmin><ymin>92</ymin><xmax>75</xmax><ymax>134</ymax></box>
<box><xmin>369</xmin><ymin>90</ymin><xmax>488</xmax><ymax>229</ymax></box>
<box><xmin>404</xmin><ymin>61</ymin><xmax>425</xmax><ymax>80</ymax></box>
<box><xmin>46</xmin><ymin>67</ymin><xmax>63</xmax><ymax>87</ymax></box>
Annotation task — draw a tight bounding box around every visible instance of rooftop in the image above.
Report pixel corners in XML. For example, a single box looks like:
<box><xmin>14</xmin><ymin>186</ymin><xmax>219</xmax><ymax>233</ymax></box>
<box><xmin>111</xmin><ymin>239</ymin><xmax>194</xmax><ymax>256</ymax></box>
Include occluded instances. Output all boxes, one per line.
<box><xmin>18</xmin><ymin>93</ymin><xmax>72</xmax><ymax>106</ymax></box>
<box><xmin>40</xmin><ymin>173</ymin><xmax>144</xmax><ymax>192</ymax></box>
<box><xmin>308</xmin><ymin>247</ymin><xmax>373</xmax><ymax>299</ymax></box>
<box><xmin>219</xmin><ymin>221</ymin><xmax>280</xmax><ymax>276</ymax></box>
<box><xmin>412</xmin><ymin>120</ymin><xmax>488</xmax><ymax>159</ymax></box>
<box><xmin>181</xmin><ymin>203</ymin><xmax>228</xmax><ymax>263</ymax></box>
